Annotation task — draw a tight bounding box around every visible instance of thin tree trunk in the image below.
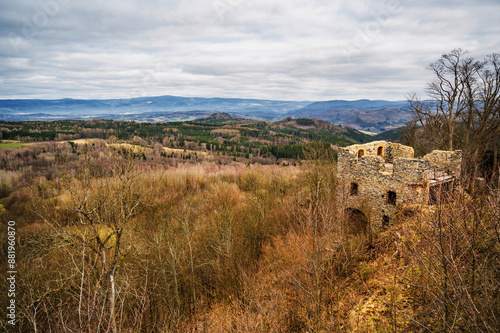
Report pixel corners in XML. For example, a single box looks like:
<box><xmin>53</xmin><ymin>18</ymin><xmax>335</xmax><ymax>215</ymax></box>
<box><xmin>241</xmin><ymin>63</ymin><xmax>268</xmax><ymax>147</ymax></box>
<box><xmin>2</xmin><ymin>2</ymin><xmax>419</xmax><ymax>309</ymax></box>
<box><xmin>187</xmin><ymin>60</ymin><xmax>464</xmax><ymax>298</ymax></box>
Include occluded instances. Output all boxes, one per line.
<box><xmin>109</xmin><ymin>273</ymin><xmax>117</xmax><ymax>333</ymax></box>
<box><xmin>493</xmin><ymin>140</ymin><xmax>498</xmax><ymax>184</ymax></box>
<box><xmin>448</xmin><ymin>121</ymin><xmax>454</xmax><ymax>151</ymax></box>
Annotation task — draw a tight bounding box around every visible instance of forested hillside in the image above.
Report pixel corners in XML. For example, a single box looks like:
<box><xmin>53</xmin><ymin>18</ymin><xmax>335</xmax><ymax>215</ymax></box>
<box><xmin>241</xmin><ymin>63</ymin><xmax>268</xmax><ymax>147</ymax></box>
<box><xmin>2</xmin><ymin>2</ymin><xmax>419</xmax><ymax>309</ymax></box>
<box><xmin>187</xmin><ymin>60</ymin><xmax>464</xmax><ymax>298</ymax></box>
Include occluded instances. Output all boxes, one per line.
<box><xmin>0</xmin><ymin>115</ymin><xmax>370</xmax><ymax>160</ymax></box>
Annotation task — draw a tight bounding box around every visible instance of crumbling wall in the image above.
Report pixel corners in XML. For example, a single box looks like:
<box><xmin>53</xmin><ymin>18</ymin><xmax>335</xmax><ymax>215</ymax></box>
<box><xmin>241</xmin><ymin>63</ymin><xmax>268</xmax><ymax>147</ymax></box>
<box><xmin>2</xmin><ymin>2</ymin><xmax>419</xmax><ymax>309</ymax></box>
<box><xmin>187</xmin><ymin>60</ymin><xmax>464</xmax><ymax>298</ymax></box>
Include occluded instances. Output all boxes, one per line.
<box><xmin>338</xmin><ymin>141</ymin><xmax>432</xmax><ymax>232</ymax></box>
<box><xmin>384</xmin><ymin>143</ymin><xmax>414</xmax><ymax>162</ymax></box>
<box><xmin>423</xmin><ymin>150</ymin><xmax>462</xmax><ymax>176</ymax></box>
<box><xmin>340</xmin><ymin>141</ymin><xmax>414</xmax><ymax>164</ymax></box>
<box><xmin>337</xmin><ymin>148</ymin><xmax>357</xmax><ymax>177</ymax></box>
<box><xmin>393</xmin><ymin>158</ymin><xmax>429</xmax><ymax>184</ymax></box>
<box><xmin>344</xmin><ymin>141</ymin><xmax>384</xmax><ymax>155</ymax></box>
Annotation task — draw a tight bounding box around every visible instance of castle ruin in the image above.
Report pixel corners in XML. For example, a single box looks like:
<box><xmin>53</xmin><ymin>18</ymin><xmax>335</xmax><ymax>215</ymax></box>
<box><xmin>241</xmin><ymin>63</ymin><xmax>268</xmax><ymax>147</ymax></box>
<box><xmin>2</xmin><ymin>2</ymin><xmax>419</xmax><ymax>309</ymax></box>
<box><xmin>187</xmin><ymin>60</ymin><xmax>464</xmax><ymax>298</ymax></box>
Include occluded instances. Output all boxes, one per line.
<box><xmin>337</xmin><ymin>141</ymin><xmax>462</xmax><ymax>231</ymax></box>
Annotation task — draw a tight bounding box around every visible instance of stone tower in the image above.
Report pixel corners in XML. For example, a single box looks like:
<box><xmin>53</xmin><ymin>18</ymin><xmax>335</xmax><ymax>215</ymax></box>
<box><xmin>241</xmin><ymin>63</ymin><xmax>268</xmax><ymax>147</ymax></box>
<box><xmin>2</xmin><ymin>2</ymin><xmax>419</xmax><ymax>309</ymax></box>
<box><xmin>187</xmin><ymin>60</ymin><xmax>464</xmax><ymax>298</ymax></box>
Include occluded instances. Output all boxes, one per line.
<box><xmin>337</xmin><ymin>141</ymin><xmax>462</xmax><ymax>231</ymax></box>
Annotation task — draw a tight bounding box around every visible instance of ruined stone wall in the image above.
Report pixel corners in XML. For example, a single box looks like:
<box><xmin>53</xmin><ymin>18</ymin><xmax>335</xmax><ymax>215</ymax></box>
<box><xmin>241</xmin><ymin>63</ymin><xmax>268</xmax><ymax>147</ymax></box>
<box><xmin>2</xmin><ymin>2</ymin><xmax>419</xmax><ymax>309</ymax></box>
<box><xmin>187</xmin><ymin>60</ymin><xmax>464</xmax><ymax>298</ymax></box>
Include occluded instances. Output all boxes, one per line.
<box><xmin>338</xmin><ymin>143</ymin><xmax>430</xmax><ymax>231</ymax></box>
<box><xmin>337</xmin><ymin>148</ymin><xmax>357</xmax><ymax>177</ymax></box>
<box><xmin>423</xmin><ymin>150</ymin><xmax>462</xmax><ymax>176</ymax></box>
<box><xmin>342</xmin><ymin>141</ymin><xmax>386</xmax><ymax>157</ymax></box>
<box><xmin>338</xmin><ymin>141</ymin><xmax>430</xmax><ymax>231</ymax></box>
<box><xmin>384</xmin><ymin>143</ymin><xmax>414</xmax><ymax>163</ymax></box>
<box><xmin>393</xmin><ymin>158</ymin><xmax>429</xmax><ymax>184</ymax></box>
<box><xmin>341</xmin><ymin>176</ymin><xmax>428</xmax><ymax>231</ymax></box>
<box><xmin>340</xmin><ymin>141</ymin><xmax>414</xmax><ymax>164</ymax></box>
<box><xmin>338</xmin><ymin>141</ymin><xmax>465</xmax><ymax>232</ymax></box>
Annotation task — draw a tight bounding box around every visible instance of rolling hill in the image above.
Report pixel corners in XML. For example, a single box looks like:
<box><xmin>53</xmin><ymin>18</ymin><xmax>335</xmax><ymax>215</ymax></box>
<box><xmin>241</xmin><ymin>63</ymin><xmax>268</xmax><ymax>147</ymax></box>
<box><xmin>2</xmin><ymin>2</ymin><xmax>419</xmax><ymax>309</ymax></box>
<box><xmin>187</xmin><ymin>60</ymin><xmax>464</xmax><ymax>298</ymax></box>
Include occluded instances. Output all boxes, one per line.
<box><xmin>0</xmin><ymin>95</ymin><xmax>412</xmax><ymax>132</ymax></box>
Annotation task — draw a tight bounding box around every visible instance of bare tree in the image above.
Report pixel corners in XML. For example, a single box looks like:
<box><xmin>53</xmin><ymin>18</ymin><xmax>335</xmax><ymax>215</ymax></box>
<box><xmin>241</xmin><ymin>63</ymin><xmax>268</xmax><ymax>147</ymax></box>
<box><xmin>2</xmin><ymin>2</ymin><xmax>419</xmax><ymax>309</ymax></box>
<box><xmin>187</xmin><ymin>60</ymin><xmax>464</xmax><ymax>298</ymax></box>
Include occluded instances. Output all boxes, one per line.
<box><xmin>398</xmin><ymin>189</ymin><xmax>500</xmax><ymax>332</ymax></box>
<box><xmin>462</xmin><ymin>53</ymin><xmax>500</xmax><ymax>184</ymax></box>
<box><xmin>33</xmin><ymin>150</ymin><xmax>158</xmax><ymax>332</ymax></box>
<box><xmin>408</xmin><ymin>49</ymin><xmax>500</xmax><ymax>187</ymax></box>
<box><xmin>408</xmin><ymin>49</ymin><xmax>476</xmax><ymax>151</ymax></box>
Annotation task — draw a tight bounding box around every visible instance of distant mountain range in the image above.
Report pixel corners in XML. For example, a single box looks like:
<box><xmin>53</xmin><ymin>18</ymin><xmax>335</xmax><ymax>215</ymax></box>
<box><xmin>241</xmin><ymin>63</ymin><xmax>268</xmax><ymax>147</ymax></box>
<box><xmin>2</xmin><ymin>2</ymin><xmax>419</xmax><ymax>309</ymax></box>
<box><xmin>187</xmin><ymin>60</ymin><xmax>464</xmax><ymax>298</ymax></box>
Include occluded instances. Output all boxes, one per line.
<box><xmin>0</xmin><ymin>95</ymin><xmax>412</xmax><ymax>133</ymax></box>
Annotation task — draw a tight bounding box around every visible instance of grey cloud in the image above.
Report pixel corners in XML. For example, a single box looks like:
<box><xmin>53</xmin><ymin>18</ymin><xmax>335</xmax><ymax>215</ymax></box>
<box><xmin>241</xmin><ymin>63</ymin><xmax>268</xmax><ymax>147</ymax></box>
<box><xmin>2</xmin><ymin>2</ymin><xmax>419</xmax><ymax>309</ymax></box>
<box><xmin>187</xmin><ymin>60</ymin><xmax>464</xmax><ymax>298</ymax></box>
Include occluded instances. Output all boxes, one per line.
<box><xmin>0</xmin><ymin>0</ymin><xmax>499</xmax><ymax>101</ymax></box>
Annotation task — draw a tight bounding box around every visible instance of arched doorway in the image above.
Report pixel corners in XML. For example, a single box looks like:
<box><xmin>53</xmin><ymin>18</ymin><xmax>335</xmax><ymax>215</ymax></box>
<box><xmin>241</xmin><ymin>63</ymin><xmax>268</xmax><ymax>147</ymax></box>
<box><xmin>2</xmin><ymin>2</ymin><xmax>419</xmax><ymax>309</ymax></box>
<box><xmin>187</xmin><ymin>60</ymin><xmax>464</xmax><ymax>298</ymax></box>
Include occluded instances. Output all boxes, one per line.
<box><xmin>346</xmin><ymin>208</ymin><xmax>368</xmax><ymax>234</ymax></box>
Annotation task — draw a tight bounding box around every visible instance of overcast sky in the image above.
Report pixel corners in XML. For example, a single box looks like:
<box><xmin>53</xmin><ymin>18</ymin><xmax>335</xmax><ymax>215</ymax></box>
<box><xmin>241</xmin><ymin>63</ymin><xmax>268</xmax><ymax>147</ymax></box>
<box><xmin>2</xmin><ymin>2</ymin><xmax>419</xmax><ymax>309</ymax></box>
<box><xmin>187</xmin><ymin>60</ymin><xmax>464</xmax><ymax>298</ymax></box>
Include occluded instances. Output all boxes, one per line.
<box><xmin>0</xmin><ymin>0</ymin><xmax>499</xmax><ymax>101</ymax></box>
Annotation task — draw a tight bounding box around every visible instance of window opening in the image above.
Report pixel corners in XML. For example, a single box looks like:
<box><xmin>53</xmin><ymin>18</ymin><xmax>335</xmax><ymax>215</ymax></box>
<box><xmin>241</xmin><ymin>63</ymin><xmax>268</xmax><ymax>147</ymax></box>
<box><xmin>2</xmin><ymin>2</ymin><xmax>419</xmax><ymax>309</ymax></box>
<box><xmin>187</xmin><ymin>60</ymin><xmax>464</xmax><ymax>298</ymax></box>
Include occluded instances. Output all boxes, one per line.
<box><xmin>382</xmin><ymin>215</ymin><xmax>390</xmax><ymax>228</ymax></box>
<box><xmin>350</xmin><ymin>183</ymin><xmax>358</xmax><ymax>196</ymax></box>
<box><xmin>377</xmin><ymin>146</ymin><xmax>383</xmax><ymax>156</ymax></box>
<box><xmin>388</xmin><ymin>191</ymin><xmax>397</xmax><ymax>205</ymax></box>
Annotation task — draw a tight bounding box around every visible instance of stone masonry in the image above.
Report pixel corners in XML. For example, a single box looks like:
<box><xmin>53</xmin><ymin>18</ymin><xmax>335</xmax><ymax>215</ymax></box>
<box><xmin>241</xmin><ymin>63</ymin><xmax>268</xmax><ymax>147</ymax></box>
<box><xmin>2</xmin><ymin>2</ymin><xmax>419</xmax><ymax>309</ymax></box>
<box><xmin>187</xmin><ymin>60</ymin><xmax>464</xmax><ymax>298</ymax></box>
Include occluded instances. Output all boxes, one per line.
<box><xmin>337</xmin><ymin>141</ymin><xmax>462</xmax><ymax>231</ymax></box>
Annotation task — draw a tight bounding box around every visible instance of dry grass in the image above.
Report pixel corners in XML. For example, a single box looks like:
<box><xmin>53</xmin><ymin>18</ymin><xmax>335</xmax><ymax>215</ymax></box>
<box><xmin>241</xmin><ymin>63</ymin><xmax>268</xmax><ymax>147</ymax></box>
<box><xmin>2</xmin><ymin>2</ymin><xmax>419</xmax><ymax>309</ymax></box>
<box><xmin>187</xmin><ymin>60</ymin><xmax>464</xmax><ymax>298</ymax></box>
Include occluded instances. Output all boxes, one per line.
<box><xmin>3</xmin><ymin>148</ymin><xmax>500</xmax><ymax>332</ymax></box>
<box><xmin>0</xmin><ymin>169</ymin><xmax>22</xmax><ymax>197</ymax></box>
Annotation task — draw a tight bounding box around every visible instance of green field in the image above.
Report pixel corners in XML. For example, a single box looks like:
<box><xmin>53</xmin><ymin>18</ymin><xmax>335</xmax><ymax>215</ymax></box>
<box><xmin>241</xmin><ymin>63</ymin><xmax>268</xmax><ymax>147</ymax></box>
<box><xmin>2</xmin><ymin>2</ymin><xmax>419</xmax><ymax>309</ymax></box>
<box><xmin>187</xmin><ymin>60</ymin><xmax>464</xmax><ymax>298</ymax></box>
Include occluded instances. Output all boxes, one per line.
<box><xmin>0</xmin><ymin>140</ymin><xmax>30</xmax><ymax>148</ymax></box>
